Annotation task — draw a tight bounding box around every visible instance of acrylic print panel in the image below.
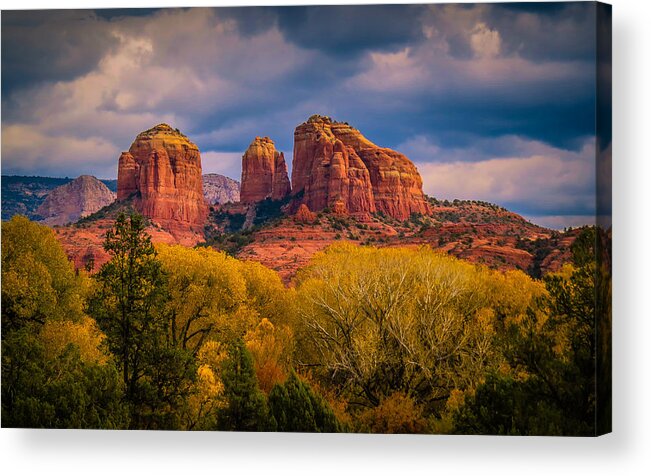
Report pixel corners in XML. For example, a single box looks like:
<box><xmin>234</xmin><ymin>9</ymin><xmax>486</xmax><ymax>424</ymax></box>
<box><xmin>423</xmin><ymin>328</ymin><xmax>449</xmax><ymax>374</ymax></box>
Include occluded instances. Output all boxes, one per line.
<box><xmin>0</xmin><ymin>2</ymin><xmax>611</xmax><ymax>435</ymax></box>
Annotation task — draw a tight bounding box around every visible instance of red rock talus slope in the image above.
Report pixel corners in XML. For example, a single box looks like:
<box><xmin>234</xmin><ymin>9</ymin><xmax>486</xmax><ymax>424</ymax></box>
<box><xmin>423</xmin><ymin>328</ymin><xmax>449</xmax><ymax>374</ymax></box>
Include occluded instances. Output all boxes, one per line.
<box><xmin>117</xmin><ymin>123</ymin><xmax>208</xmax><ymax>234</ymax></box>
<box><xmin>56</xmin><ymin>213</ymin><xmax>200</xmax><ymax>272</ymax></box>
<box><xmin>240</xmin><ymin>137</ymin><xmax>291</xmax><ymax>203</ymax></box>
<box><xmin>292</xmin><ymin>115</ymin><xmax>430</xmax><ymax>220</ymax></box>
<box><xmin>36</xmin><ymin>175</ymin><xmax>116</xmax><ymax>226</ymax></box>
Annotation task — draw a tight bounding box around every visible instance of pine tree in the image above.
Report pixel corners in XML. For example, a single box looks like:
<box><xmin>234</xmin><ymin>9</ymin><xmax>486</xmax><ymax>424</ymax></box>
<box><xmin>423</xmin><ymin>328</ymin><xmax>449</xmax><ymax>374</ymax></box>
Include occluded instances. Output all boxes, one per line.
<box><xmin>268</xmin><ymin>371</ymin><xmax>341</xmax><ymax>433</ymax></box>
<box><xmin>216</xmin><ymin>339</ymin><xmax>273</xmax><ymax>431</ymax></box>
<box><xmin>89</xmin><ymin>212</ymin><xmax>195</xmax><ymax>429</ymax></box>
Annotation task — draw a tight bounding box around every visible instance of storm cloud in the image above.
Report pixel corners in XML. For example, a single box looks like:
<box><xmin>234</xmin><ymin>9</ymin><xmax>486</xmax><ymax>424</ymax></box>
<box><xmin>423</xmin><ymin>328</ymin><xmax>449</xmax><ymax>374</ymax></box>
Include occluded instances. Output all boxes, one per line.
<box><xmin>1</xmin><ymin>3</ymin><xmax>606</xmax><ymax>229</ymax></box>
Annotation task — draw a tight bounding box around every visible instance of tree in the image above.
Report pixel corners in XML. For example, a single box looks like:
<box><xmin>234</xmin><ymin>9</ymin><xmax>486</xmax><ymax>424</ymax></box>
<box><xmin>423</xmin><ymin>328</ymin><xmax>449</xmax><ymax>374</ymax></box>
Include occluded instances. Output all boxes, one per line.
<box><xmin>156</xmin><ymin>244</ymin><xmax>250</xmax><ymax>352</ymax></box>
<box><xmin>216</xmin><ymin>339</ymin><xmax>273</xmax><ymax>431</ymax></box>
<box><xmin>1</xmin><ymin>216</ymin><xmax>126</xmax><ymax>429</ymax></box>
<box><xmin>452</xmin><ymin>373</ymin><xmax>566</xmax><ymax>435</ymax></box>
<box><xmin>268</xmin><ymin>371</ymin><xmax>341</xmax><ymax>433</ymax></box>
<box><xmin>357</xmin><ymin>392</ymin><xmax>427</xmax><ymax>434</ymax></box>
<box><xmin>88</xmin><ymin>213</ymin><xmax>195</xmax><ymax>429</ymax></box>
<box><xmin>244</xmin><ymin>318</ymin><xmax>293</xmax><ymax>394</ymax></box>
<box><xmin>2</xmin><ymin>328</ymin><xmax>128</xmax><ymax>429</ymax></box>
<box><xmin>1</xmin><ymin>215</ymin><xmax>87</xmax><ymax>334</ymax></box>
<box><xmin>452</xmin><ymin>227</ymin><xmax>609</xmax><ymax>435</ymax></box>
<box><xmin>182</xmin><ymin>340</ymin><xmax>228</xmax><ymax>430</ymax></box>
<box><xmin>295</xmin><ymin>244</ymin><xmax>520</xmax><ymax>414</ymax></box>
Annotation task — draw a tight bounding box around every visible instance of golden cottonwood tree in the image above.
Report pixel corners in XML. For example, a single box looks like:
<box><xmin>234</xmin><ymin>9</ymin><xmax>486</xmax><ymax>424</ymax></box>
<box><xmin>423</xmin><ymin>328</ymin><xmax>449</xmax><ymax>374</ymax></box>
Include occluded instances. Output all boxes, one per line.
<box><xmin>295</xmin><ymin>243</ymin><xmax>543</xmax><ymax>415</ymax></box>
<box><xmin>156</xmin><ymin>245</ymin><xmax>250</xmax><ymax>354</ymax></box>
<box><xmin>156</xmin><ymin>244</ymin><xmax>295</xmax><ymax>428</ymax></box>
<box><xmin>2</xmin><ymin>217</ymin><xmax>126</xmax><ymax>429</ymax></box>
<box><xmin>2</xmin><ymin>215</ymin><xmax>88</xmax><ymax>333</ymax></box>
<box><xmin>245</xmin><ymin>318</ymin><xmax>293</xmax><ymax>394</ymax></box>
<box><xmin>182</xmin><ymin>340</ymin><xmax>229</xmax><ymax>430</ymax></box>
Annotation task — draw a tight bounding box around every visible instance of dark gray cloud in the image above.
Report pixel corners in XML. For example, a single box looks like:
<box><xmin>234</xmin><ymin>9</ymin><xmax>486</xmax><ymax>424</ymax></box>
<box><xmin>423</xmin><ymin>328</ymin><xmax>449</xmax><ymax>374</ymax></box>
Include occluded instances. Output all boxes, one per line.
<box><xmin>488</xmin><ymin>2</ymin><xmax>597</xmax><ymax>62</ymax></box>
<box><xmin>1</xmin><ymin>10</ymin><xmax>118</xmax><ymax>96</ymax></box>
<box><xmin>94</xmin><ymin>8</ymin><xmax>161</xmax><ymax>20</ymax></box>
<box><xmin>0</xmin><ymin>3</ymin><xmax>605</xmax><ymax>228</ymax></box>
<box><xmin>273</xmin><ymin>5</ymin><xmax>427</xmax><ymax>57</ymax></box>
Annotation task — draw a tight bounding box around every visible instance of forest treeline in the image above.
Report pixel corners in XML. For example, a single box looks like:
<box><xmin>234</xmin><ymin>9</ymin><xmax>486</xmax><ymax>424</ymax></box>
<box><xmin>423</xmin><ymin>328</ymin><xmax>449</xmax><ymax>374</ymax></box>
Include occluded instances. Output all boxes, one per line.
<box><xmin>1</xmin><ymin>214</ymin><xmax>611</xmax><ymax>434</ymax></box>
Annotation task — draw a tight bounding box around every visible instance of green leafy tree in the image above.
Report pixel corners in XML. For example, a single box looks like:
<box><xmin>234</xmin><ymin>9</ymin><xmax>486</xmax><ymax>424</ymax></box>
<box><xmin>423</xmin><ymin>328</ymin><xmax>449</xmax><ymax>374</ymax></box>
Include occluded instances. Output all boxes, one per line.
<box><xmin>268</xmin><ymin>371</ymin><xmax>342</xmax><ymax>433</ymax></box>
<box><xmin>216</xmin><ymin>339</ymin><xmax>273</xmax><ymax>431</ymax></box>
<box><xmin>2</xmin><ymin>329</ymin><xmax>128</xmax><ymax>429</ymax></box>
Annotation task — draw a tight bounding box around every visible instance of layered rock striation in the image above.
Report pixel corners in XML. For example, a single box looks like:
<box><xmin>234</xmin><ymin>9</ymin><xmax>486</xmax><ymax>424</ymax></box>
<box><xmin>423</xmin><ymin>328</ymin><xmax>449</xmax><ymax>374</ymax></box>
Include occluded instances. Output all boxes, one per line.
<box><xmin>36</xmin><ymin>175</ymin><xmax>116</xmax><ymax>226</ymax></box>
<box><xmin>116</xmin><ymin>123</ymin><xmax>208</xmax><ymax>232</ymax></box>
<box><xmin>240</xmin><ymin>136</ymin><xmax>291</xmax><ymax>203</ymax></box>
<box><xmin>292</xmin><ymin>115</ymin><xmax>431</xmax><ymax>220</ymax></box>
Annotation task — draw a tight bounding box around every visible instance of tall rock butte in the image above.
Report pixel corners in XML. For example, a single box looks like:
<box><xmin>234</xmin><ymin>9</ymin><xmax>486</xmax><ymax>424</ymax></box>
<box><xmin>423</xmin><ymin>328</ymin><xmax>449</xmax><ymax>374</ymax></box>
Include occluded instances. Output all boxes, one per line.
<box><xmin>117</xmin><ymin>123</ymin><xmax>208</xmax><ymax>232</ymax></box>
<box><xmin>292</xmin><ymin>115</ymin><xmax>431</xmax><ymax>220</ymax></box>
<box><xmin>240</xmin><ymin>136</ymin><xmax>291</xmax><ymax>203</ymax></box>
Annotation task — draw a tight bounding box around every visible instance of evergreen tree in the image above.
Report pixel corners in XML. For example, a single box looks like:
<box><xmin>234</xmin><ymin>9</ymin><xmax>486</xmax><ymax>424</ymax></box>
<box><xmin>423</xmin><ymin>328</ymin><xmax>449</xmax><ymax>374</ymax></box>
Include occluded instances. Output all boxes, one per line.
<box><xmin>2</xmin><ymin>329</ymin><xmax>128</xmax><ymax>429</ymax></box>
<box><xmin>88</xmin><ymin>213</ymin><xmax>195</xmax><ymax>429</ymax></box>
<box><xmin>268</xmin><ymin>371</ymin><xmax>342</xmax><ymax>433</ymax></box>
<box><xmin>216</xmin><ymin>339</ymin><xmax>273</xmax><ymax>431</ymax></box>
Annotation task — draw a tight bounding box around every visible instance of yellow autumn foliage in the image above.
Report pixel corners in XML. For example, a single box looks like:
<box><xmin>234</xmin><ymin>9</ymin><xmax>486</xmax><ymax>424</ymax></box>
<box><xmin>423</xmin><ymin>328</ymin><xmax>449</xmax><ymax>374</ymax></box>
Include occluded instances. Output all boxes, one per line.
<box><xmin>182</xmin><ymin>339</ymin><xmax>229</xmax><ymax>430</ymax></box>
<box><xmin>244</xmin><ymin>318</ymin><xmax>293</xmax><ymax>393</ymax></box>
<box><xmin>156</xmin><ymin>244</ymin><xmax>295</xmax><ymax>351</ymax></box>
<box><xmin>295</xmin><ymin>243</ymin><xmax>546</xmax><ymax>410</ymax></box>
<box><xmin>2</xmin><ymin>216</ymin><xmax>90</xmax><ymax>329</ymax></box>
<box><xmin>39</xmin><ymin>315</ymin><xmax>110</xmax><ymax>365</ymax></box>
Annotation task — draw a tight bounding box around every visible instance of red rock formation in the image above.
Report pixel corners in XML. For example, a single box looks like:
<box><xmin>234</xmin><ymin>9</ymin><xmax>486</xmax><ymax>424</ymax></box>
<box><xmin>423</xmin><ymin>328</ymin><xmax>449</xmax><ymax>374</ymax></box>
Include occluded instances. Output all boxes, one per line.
<box><xmin>240</xmin><ymin>137</ymin><xmax>291</xmax><ymax>203</ymax></box>
<box><xmin>294</xmin><ymin>203</ymin><xmax>316</xmax><ymax>223</ymax></box>
<box><xmin>116</xmin><ymin>124</ymin><xmax>208</xmax><ymax>234</ymax></box>
<box><xmin>36</xmin><ymin>175</ymin><xmax>116</xmax><ymax>226</ymax></box>
<box><xmin>117</xmin><ymin>152</ymin><xmax>138</xmax><ymax>200</ymax></box>
<box><xmin>331</xmin><ymin>200</ymin><xmax>348</xmax><ymax>215</ymax></box>
<box><xmin>292</xmin><ymin>115</ymin><xmax>431</xmax><ymax>220</ymax></box>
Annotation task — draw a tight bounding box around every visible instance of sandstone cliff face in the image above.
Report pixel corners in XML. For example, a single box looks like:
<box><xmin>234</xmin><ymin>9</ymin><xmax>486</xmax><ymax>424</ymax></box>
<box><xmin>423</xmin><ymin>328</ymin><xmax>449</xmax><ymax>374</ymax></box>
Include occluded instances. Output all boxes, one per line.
<box><xmin>116</xmin><ymin>124</ymin><xmax>208</xmax><ymax>233</ymax></box>
<box><xmin>203</xmin><ymin>174</ymin><xmax>240</xmax><ymax>205</ymax></box>
<box><xmin>292</xmin><ymin>115</ymin><xmax>430</xmax><ymax>220</ymax></box>
<box><xmin>240</xmin><ymin>137</ymin><xmax>291</xmax><ymax>203</ymax></box>
<box><xmin>36</xmin><ymin>175</ymin><xmax>116</xmax><ymax>226</ymax></box>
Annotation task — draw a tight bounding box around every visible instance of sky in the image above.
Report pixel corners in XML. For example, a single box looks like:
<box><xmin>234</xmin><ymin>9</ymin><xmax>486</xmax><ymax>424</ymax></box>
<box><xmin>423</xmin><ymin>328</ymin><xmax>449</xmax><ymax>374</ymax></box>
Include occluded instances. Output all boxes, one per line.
<box><xmin>1</xmin><ymin>3</ymin><xmax>610</xmax><ymax>229</ymax></box>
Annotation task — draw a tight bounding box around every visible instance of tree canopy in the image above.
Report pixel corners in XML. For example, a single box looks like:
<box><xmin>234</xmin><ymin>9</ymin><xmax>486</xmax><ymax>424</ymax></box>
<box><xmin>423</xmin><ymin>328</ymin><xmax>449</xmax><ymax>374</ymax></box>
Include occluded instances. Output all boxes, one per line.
<box><xmin>1</xmin><ymin>216</ymin><xmax>609</xmax><ymax>434</ymax></box>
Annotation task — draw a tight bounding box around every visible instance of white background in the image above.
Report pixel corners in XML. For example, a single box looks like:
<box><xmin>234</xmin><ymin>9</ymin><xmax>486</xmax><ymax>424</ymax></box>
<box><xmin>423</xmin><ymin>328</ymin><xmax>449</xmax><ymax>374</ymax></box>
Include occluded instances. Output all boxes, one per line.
<box><xmin>0</xmin><ymin>0</ymin><xmax>648</xmax><ymax>474</ymax></box>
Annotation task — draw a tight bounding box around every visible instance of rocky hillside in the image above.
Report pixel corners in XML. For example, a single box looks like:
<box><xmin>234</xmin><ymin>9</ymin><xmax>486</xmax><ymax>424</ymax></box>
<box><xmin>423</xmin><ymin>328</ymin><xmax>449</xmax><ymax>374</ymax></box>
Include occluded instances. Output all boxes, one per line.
<box><xmin>206</xmin><ymin>197</ymin><xmax>574</xmax><ymax>283</ymax></box>
<box><xmin>203</xmin><ymin>174</ymin><xmax>240</xmax><ymax>205</ymax></box>
<box><xmin>36</xmin><ymin>175</ymin><xmax>116</xmax><ymax>226</ymax></box>
<box><xmin>2</xmin><ymin>175</ymin><xmax>117</xmax><ymax>221</ymax></box>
